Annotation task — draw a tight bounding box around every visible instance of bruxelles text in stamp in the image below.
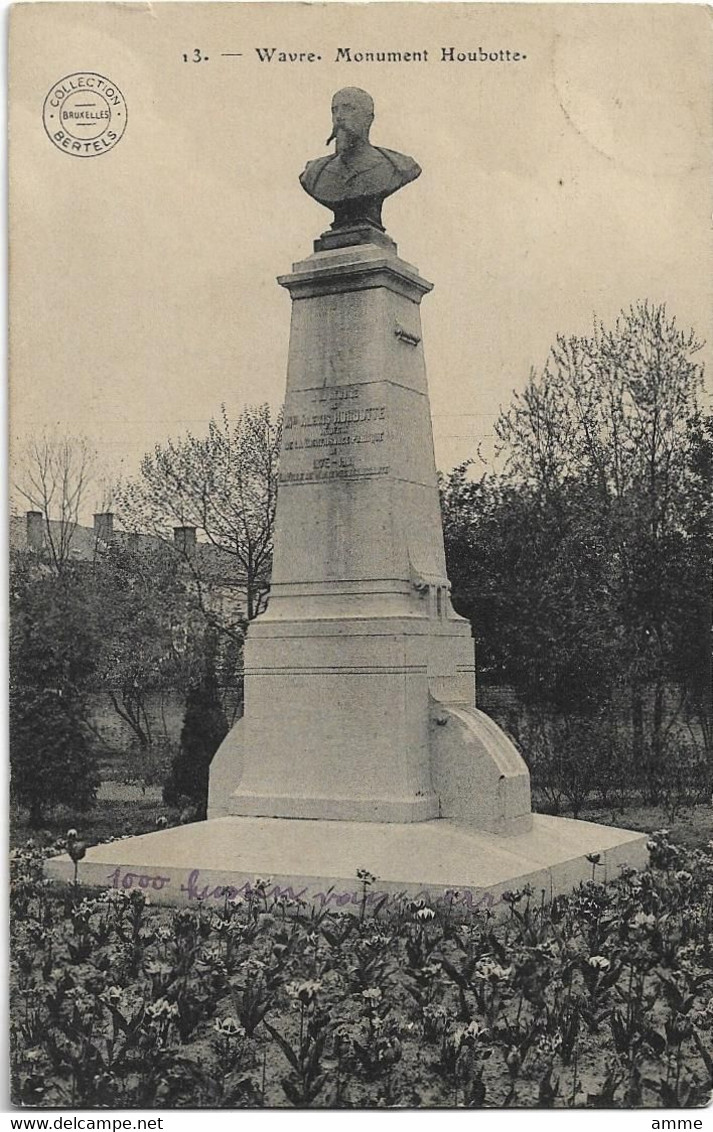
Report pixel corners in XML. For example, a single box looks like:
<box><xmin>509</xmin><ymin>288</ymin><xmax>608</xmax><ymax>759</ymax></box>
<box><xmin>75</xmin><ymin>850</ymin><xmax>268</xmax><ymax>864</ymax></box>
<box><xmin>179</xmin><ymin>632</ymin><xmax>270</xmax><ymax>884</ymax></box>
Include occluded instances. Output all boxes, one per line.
<box><xmin>43</xmin><ymin>72</ymin><xmax>127</xmax><ymax>157</ymax></box>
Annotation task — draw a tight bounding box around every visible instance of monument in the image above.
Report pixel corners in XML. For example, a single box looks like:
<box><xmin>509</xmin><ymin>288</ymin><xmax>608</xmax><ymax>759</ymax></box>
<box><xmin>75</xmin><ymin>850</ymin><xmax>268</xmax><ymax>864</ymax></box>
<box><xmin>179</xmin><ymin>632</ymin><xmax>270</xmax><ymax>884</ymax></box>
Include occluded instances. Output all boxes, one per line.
<box><xmin>46</xmin><ymin>90</ymin><xmax>648</xmax><ymax>909</ymax></box>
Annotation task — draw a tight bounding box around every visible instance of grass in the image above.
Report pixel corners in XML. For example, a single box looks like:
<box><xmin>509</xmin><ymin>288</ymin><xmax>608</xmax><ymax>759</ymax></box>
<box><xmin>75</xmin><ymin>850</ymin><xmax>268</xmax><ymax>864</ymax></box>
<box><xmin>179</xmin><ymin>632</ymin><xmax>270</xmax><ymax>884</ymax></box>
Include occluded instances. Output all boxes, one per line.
<box><xmin>581</xmin><ymin>804</ymin><xmax>713</xmax><ymax>854</ymax></box>
<box><xmin>10</xmin><ymin>796</ymin><xmax>175</xmax><ymax>850</ymax></box>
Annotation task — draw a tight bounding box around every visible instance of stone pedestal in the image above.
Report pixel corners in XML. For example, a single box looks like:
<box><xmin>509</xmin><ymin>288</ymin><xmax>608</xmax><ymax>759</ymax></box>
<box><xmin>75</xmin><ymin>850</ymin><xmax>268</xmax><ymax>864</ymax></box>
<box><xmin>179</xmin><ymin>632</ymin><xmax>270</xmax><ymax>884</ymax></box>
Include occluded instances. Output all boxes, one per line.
<box><xmin>45</xmin><ymin>815</ymin><xmax>649</xmax><ymax>913</ymax></box>
<box><xmin>208</xmin><ymin>241</ymin><xmax>531</xmax><ymax>830</ymax></box>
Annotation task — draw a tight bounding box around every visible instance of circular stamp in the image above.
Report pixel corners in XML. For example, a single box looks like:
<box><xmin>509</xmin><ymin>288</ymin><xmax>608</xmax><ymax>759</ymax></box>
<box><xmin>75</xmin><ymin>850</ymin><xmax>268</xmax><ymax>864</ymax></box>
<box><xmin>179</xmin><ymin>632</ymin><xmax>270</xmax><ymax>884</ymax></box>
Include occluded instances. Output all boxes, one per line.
<box><xmin>43</xmin><ymin>73</ymin><xmax>127</xmax><ymax>157</ymax></box>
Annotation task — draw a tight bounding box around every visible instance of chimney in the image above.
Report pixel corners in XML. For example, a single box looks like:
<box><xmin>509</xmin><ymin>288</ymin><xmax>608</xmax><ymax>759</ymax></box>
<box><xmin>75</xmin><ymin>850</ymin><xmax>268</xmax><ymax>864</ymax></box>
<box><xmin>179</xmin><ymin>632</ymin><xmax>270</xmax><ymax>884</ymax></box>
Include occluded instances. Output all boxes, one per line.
<box><xmin>173</xmin><ymin>525</ymin><xmax>197</xmax><ymax>560</ymax></box>
<box><xmin>26</xmin><ymin>511</ymin><xmax>44</xmax><ymax>551</ymax></box>
<box><xmin>94</xmin><ymin>512</ymin><xmax>114</xmax><ymax>543</ymax></box>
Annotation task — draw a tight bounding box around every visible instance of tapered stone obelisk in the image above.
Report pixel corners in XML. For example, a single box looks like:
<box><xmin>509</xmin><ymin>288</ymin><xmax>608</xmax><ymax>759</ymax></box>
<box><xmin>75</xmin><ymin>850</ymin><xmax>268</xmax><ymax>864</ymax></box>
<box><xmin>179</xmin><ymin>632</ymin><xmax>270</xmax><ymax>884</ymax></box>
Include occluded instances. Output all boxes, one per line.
<box><xmin>208</xmin><ymin>233</ymin><xmax>531</xmax><ymax>829</ymax></box>
<box><xmin>46</xmin><ymin>89</ymin><xmax>648</xmax><ymax>908</ymax></box>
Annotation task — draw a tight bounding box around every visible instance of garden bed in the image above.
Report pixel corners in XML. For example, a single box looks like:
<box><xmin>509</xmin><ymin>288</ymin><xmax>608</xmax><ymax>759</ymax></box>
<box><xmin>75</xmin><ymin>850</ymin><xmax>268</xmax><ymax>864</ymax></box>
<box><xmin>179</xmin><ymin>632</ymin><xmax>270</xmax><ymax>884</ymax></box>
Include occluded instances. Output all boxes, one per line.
<box><xmin>10</xmin><ymin>828</ymin><xmax>713</xmax><ymax>1109</ymax></box>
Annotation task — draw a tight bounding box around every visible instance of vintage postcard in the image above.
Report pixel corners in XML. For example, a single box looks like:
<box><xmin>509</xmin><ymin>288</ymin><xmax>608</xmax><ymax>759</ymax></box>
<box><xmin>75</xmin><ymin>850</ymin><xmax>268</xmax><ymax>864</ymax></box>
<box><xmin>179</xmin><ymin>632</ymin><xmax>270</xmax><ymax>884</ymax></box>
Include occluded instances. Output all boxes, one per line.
<box><xmin>8</xmin><ymin>1</ymin><xmax>713</xmax><ymax>1113</ymax></box>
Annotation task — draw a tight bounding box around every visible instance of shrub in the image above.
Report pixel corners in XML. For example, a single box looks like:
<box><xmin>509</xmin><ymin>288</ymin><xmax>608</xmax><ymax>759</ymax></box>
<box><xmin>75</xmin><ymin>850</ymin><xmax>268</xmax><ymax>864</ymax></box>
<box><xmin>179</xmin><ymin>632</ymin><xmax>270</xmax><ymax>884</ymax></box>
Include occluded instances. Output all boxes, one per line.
<box><xmin>163</xmin><ymin>631</ymin><xmax>228</xmax><ymax>819</ymax></box>
<box><xmin>10</xmin><ymin>685</ymin><xmax>99</xmax><ymax>828</ymax></box>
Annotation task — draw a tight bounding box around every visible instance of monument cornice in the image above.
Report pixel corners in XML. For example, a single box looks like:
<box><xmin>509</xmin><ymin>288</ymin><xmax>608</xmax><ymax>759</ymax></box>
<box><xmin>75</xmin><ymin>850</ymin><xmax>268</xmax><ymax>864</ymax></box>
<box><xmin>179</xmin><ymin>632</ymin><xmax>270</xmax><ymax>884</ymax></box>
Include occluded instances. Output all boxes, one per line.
<box><xmin>278</xmin><ymin>252</ymin><xmax>434</xmax><ymax>303</ymax></box>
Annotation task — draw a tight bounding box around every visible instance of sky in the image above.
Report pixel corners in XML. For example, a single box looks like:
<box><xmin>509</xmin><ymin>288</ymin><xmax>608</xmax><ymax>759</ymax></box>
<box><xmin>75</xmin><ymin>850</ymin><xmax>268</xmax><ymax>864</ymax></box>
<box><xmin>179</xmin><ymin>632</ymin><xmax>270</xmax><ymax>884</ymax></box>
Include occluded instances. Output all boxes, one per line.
<box><xmin>9</xmin><ymin>1</ymin><xmax>713</xmax><ymax>516</ymax></box>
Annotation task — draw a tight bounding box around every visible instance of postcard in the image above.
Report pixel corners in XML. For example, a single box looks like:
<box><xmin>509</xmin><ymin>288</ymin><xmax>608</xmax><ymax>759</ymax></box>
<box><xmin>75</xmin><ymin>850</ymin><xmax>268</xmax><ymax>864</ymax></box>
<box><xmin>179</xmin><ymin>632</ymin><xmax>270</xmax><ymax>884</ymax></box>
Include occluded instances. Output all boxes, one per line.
<box><xmin>9</xmin><ymin>1</ymin><xmax>713</xmax><ymax>1113</ymax></box>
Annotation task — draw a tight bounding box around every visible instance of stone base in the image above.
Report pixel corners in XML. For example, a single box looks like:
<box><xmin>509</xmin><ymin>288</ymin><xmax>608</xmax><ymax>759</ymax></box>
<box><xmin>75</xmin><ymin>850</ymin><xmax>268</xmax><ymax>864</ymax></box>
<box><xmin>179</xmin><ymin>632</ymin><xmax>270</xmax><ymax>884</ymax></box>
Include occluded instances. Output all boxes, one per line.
<box><xmin>314</xmin><ymin>222</ymin><xmax>397</xmax><ymax>254</ymax></box>
<box><xmin>45</xmin><ymin>814</ymin><xmax>649</xmax><ymax>915</ymax></box>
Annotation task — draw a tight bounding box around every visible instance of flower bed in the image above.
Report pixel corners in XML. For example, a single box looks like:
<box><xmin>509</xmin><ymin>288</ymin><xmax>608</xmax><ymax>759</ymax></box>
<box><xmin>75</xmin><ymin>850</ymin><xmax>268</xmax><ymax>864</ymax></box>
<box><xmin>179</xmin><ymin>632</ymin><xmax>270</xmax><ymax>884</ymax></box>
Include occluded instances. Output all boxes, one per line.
<box><xmin>10</xmin><ymin>831</ymin><xmax>713</xmax><ymax>1108</ymax></box>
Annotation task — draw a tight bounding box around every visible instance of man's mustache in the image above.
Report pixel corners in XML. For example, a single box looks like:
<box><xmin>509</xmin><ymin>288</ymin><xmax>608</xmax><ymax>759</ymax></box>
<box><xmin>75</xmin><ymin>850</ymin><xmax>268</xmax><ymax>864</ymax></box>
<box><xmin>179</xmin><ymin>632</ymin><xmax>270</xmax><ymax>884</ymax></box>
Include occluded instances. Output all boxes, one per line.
<box><xmin>326</xmin><ymin>123</ymin><xmax>359</xmax><ymax>146</ymax></box>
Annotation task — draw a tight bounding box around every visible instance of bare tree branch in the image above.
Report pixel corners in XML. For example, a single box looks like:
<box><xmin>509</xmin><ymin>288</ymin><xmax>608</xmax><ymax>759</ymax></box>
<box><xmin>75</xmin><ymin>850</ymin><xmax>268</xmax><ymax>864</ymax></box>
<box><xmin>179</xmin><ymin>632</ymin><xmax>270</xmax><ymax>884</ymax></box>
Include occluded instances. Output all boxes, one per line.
<box><xmin>14</xmin><ymin>431</ymin><xmax>99</xmax><ymax>574</ymax></box>
<box><xmin>116</xmin><ymin>403</ymin><xmax>282</xmax><ymax>627</ymax></box>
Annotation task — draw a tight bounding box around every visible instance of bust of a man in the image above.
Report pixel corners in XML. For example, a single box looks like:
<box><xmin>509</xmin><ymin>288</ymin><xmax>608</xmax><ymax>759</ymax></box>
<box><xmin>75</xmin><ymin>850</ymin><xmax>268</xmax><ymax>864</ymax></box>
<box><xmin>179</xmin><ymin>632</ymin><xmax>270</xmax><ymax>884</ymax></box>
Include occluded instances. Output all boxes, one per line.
<box><xmin>300</xmin><ymin>88</ymin><xmax>421</xmax><ymax>231</ymax></box>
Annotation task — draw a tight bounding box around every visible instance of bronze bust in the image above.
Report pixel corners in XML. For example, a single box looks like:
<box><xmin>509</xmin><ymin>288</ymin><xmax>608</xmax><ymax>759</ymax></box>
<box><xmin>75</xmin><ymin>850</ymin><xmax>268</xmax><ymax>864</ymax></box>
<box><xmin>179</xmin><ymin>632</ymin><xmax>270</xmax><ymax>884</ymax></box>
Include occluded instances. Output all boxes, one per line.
<box><xmin>300</xmin><ymin>88</ymin><xmax>421</xmax><ymax>231</ymax></box>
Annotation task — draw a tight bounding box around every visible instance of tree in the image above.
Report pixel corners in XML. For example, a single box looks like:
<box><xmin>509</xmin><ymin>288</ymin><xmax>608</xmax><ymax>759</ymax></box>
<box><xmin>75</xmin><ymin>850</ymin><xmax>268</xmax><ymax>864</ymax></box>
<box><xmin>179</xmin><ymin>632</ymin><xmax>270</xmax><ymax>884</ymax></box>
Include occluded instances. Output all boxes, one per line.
<box><xmin>443</xmin><ymin>303</ymin><xmax>711</xmax><ymax>792</ymax></box>
<box><xmin>671</xmin><ymin>411</ymin><xmax>713</xmax><ymax>749</ymax></box>
<box><xmin>10</xmin><ymin>531</ymin><xmax>233</xmax><ymax>806</ymax></box>
<box><xmin>163</xmin><ymin>629</ymin><xmax>229</xmax><ymax>818</ymax></box>
<box><xmin>13</xmin><ymin>431</ymin><xmax>101</xmax><ymax>575</ymax></box>
<box><xmin>9</xmin><ymin>556</ymin><xmax>100</xmax><ymax>825</ymax></box>
<box><xmin>89</xmin><ymin>541</ymin><xmax>198</xmax><ymax>757</ymax></box>
<box><xmin>9</xmin><ymin>431</ymin><xmax>177</xmax><ymax>783</ymax></box>
<box><xmin>442</xmin><ymin>468</ymin><xmax>617</xmax><ymax>717</ymax></box>
<box><xmin>117</xmin><ymin>404</ymin><xmax>282</xmax><ymax>627</ymax></box>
